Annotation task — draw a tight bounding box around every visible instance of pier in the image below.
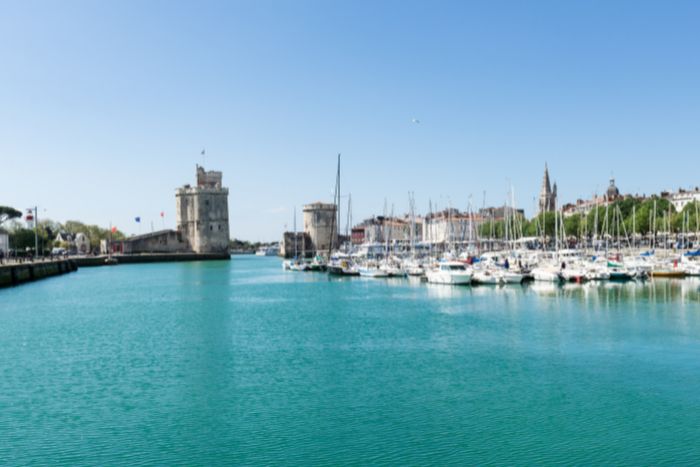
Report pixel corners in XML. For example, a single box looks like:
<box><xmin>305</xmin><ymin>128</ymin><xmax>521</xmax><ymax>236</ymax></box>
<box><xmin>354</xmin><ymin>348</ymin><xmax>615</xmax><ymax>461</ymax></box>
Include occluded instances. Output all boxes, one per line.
<box><xmin>0</xmin><ymin>259</ymin><xmax>78</xmax><ymax>288</ymax></box>
<box><xmin>73</xmin><ymin>252</ymin><xmax>230</xmax><ymax>267</ymax></box>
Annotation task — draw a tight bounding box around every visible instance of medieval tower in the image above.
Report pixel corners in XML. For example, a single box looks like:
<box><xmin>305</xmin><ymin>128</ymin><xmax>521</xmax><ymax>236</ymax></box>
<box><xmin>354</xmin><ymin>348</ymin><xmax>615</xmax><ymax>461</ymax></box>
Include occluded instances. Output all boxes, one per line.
<box><xmin>176</xmin><ymin>165</ymin><xmax>230</xmax><ymax>254</ymax></box>
<box><xmin>303</xmin><ymin>202</ymin><xmax>337</xmax><ymax>254</ymax></box>
<box><xmin>539</xmin><ymin>163</ymin><xmax>557</xmax><ymax>213</ymax></box>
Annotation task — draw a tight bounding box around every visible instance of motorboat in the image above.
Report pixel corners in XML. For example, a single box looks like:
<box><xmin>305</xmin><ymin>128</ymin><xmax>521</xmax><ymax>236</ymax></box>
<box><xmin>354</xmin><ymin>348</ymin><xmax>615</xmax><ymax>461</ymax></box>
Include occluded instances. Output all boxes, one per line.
<box><xmin>472</xmin><ymin>268</ymin><xmax>502</xmax><ymax>285</ymax></box>
<box><xmin>426</xmin><ymin>261</ymin><xmax>472</xmax><ymax>285</ymax></box>
<box><xmin>531</xmin><ymin>266</ymin><xmax>564</xmax><ymax>283</ymax></box>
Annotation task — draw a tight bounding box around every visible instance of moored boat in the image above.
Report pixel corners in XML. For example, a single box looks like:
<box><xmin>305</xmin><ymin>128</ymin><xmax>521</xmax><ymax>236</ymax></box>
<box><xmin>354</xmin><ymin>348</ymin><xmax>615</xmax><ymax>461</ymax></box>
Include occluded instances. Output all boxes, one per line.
<box><xmin>426</xmin><ymin>261</ymin><xmax>472</xmax><ymax>285</ymax></box>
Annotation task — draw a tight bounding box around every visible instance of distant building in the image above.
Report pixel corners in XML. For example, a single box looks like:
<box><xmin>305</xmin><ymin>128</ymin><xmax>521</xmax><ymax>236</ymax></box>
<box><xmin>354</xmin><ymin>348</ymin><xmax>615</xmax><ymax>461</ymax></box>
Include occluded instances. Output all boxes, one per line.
<box><xmin>605</xmin><ymin>178</ymin><xmax>621</xmax><ymax>202</ymax></box>
<box><xmin>351</xmin><ymin>215</ymin><xmax>423</xmax><ymax>246</ymax></box>
<box><xmin>112</xmin><ymin>165</ymin><xmax>230</xmax><ymax>255</ymax></box>
<box><xmin>74</xmin><ymin>232</ymin><xmax>90</xmax><ymax>255</ymax></box>
<box><xmin>54</xmin><ymin>232</ymin><xmax>74</xmax><ymax>244</ymax></box>
<box><xmin>279</xmin><ymin>231</ymin><xmax>313</xmax><ymax>258</ymax></box>
<box><xmin>478</xmin><ymin>206</ymin><xmax>525</xmax><ymax>220</ymax></box>
<box><xmin>117</xmin><ymin>230</ymin><xmax>189</xmax><ymax>254</ymax></box>
<box><xmin>303</xmin><ymin>202</ymin><xmax>337</xmax><ymax>254</ymax></box>
<box><xmin>0</xmin><ymin>230</ymin><xmax>8</xmax><ymax>255</ymax></box>
<box><xmin>176</xmin><ymin>165</ymin><xmax>230</xmax><ymax>254</ymax></box>
<box><xmin>422</xmin><ymin>209</ymin><xmax>484</xmax><ymax>244</ymax></box>
<box><xmin>562</xmin><ymin>178</ymin><xmax>634</xmax><ymax>218</ymax></box>
<box><xmin>663</xmin><ymin>187</ymin><xmax>700</xmax><ymax>211</ymax></box>
<box><xmin>538</xmin><ymin>164</ymin><xmax>557</xmax><ymax>213</ymax></box>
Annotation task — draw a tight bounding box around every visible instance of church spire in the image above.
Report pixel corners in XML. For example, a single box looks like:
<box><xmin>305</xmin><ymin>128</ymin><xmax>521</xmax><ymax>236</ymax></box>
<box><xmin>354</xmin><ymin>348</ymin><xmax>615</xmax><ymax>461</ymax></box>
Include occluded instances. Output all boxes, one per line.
<box><xmin>539</xmin><ymin>163</ymin><xmax>556</xmax><ymax>213</ymax></box>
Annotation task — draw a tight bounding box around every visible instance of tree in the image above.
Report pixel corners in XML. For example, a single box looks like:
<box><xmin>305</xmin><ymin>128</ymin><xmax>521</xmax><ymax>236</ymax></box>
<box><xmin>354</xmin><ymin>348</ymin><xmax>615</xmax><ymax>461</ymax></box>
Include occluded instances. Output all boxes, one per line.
<box><xmin>8</xmin><ymin>228</ymin><xmax>37</xmax><ymax>253</ymax></box>
<box><xmin>672</xmin><ymin>201</ymin><xmax>700</xmax><ymax>234</ymax></box>
<box><xmin>563</xmin><ymin>214</ymin><xmax>583</xmax><ymax>239</ymax></box>
<box><xmin>525</xmin><ymin>212</ymin><xmax>557</xmax><ymax>238</ymax></box>
<box><xmin>0</xmin><ymin>206</ymin><xmax>22</xmax><ymax>227</ymax></box>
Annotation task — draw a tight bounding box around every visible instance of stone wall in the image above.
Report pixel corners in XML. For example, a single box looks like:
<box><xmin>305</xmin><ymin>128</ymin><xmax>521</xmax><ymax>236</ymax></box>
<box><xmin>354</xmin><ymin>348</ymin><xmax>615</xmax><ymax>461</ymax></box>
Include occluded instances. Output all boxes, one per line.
<box><xmin>121</xmin><ymin>230</ymin><xmax>189</xmax><ymax>254</ymax></box>
<box><xmin>280</xmin><ymin>232</ymin><xmax>313</xmax><ymax>258</ymax></box>
<box><xmin>0</xmin><ymin>260</ymin><xmax>78</xmax><ymax>288</ymax></box>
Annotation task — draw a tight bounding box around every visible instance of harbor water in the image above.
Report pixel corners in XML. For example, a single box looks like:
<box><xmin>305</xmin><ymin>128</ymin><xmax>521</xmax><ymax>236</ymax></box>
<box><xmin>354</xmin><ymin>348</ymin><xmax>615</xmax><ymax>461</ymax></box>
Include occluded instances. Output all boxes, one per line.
<box><xmin>2</xmin><ymin>256</ymin><xmax>700</xmax><ymax>464</ymax></box>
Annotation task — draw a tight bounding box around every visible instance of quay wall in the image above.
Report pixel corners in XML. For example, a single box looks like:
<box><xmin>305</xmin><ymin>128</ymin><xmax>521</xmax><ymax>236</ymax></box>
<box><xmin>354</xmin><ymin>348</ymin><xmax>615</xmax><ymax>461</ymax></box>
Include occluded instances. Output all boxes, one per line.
<box><xmin>74</xmin><ymin>252</ymin><xmax>230</xmax><ymax>267</ymax></box>
<box><xmin>0</xmin><ymin>260</ymin><xmax>78</xmax><ymax>288</ymax></box>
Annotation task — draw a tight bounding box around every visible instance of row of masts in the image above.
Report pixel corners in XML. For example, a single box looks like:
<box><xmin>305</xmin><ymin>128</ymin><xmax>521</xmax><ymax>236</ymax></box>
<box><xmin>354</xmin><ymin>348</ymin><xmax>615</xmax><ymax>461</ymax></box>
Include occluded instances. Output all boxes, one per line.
<box><xmin>290</xmin><ymin>155</ymin><xmax>700</xmax><ymax>259</ymax></box>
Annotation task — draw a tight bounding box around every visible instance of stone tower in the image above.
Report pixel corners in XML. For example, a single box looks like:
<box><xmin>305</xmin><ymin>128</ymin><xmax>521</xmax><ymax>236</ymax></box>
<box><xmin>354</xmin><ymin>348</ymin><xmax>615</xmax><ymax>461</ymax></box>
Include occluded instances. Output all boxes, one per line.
<box><xmin>303</xmin><ymin>202</ymin><xmax>337</xmax><ymax>254</ymax></box>
<box><xmin>539</xmin><ymin>163</ymin><xmax>557</xmax><ymax>213</ymax></box>
<box><xmin>176</xmin><ymin>165</ymin><xmax>230</xmax><ymax>254</ymax></box>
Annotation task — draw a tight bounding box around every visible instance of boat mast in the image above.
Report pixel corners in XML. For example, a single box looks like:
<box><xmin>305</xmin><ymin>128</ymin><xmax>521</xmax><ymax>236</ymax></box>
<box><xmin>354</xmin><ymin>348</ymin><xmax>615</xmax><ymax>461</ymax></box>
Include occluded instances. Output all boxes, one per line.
<box><xmin>327</xmin><ymin>154</ymin><xmax>340</xmax><ymax>259</ymax></box>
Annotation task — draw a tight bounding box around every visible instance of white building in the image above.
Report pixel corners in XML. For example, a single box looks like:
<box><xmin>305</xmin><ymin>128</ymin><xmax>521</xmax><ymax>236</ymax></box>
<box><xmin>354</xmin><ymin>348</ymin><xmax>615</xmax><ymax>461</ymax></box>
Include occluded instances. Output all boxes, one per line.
<box><xmin>666</xmin><ymin>188</ymin><xmax>700</xmax><ymax>212</ymax></box>
<box><xmin>422</xmin><ymin>209</ymin><xmax>483</xmax><ymax>244</ymax></box>
<box><xmin>0</xmin><ymin>230</ymin><xmax>8</xmax><ymax>255</ymax></box>
<box><xmin>74</xmin><ymin>232</ymin><xmax>90</xmax><ymax>255</ymax></box>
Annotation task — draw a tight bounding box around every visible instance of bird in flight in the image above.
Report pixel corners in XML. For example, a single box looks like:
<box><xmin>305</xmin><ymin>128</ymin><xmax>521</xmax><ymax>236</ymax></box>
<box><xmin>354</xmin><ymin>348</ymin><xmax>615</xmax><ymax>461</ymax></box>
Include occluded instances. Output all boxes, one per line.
<box><xmin>412</xmin><ymin>118</ymin><xmax>420</xmax><ymax>124</ymax></box>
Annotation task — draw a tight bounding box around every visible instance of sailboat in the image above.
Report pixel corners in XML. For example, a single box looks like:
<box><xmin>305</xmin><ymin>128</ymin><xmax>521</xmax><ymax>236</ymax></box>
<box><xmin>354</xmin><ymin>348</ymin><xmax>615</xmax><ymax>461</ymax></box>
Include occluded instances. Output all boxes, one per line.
<box><xmin>326</xmin><ymin>154</ymin><xmax>359</xmax><ymax>276</ymax></box>
<box><xmin>283</xmin><ymin>208</ymin><xmax>309</xmax><ymax>271</ymax></box>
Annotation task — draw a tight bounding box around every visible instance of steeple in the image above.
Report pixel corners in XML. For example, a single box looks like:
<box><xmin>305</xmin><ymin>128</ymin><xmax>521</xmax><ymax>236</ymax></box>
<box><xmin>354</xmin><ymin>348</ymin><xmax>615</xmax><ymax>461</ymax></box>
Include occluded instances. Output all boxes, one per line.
<box><xmin>539</xmin><ymin>164</ymin><xmax>556</xmax><ymax>213</ymax></box>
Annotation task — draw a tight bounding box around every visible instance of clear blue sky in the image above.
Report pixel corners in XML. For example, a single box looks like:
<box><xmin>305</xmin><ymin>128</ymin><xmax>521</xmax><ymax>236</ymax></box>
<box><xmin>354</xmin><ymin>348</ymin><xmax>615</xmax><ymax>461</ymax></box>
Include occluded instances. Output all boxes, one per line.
<box><xmin>1</xmin><ymin>0</ymin><xmax>699</xmax><ymax>241</ymax></box>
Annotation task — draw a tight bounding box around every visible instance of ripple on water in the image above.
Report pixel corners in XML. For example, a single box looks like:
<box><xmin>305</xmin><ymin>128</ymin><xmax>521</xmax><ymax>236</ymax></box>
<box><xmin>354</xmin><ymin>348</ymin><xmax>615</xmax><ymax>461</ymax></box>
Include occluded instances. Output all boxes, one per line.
<box><xmin>1</xmin><ymin>258</ymin><xmax>700</xmax><ymax>465</ymax></box>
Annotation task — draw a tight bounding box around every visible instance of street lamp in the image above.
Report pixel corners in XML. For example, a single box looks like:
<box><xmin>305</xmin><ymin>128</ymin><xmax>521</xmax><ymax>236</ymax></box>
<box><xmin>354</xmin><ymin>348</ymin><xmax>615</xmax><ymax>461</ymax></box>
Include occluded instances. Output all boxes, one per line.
<box><xmin>25</xmin><ymin>206</ymin><xmax>38</xmax><ymax>260</ymax></box>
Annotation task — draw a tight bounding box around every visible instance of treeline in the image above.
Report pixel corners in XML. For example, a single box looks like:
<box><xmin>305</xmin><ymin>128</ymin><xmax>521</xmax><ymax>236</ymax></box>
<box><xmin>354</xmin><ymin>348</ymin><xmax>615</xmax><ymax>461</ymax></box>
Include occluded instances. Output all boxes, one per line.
<box><xmin>1</xmin><ymin>214</ymin><xmax>126</xmax><ymax>254</ymax></box>
<box><xmin>229</xmin><ymin>239</ymin><xmax>263</xmax><ymax>252</ymax></box>
<box><xmin>478</xmin><ymin>198</ymin><xmax>700</xmax><ymax>239</ymax></box>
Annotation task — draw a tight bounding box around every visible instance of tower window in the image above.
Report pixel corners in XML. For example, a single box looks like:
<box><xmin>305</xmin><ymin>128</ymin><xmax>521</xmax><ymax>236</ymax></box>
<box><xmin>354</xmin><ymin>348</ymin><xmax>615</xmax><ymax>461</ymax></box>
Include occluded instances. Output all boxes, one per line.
<box><xmin>210</xmin><ymin>225</ymin><xmax>213</xmax><ymax>231</ymax></box>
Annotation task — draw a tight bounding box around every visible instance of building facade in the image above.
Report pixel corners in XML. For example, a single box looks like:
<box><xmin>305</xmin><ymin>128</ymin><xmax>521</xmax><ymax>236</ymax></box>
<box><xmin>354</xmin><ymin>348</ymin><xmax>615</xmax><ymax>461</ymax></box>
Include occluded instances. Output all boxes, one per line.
<box><xmin>279</xmin><ymin>232</ymin><xmax>313</xmax><ymax>258</ymax></box>
<box><xmin>664</xmin><ymin>187</ymin><xmax>700</xmax><ymax>211</ymax></box>
<box><xmin>0</xmin><ymin>231</ymin><xmax>8</xmax><ymax>255</ymax></box>
<box><xmin>176</xmin><ymin>165</ymin><xmax>230</xmax><ymax>254</ymax></box>
<box><xmin>422</xmin><ymin>209</ymin><xmax>483</xmax><ymax>244</ymax></box>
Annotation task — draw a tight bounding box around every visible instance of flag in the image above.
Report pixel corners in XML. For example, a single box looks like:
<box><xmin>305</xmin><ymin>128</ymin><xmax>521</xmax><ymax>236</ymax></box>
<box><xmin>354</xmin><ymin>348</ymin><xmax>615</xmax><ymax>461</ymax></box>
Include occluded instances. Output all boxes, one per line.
<box><xmin>160</xmin><ymin>211</ymin><xmax>165</xmax><ymax>218</ymax></box>
<box><xmin>111</xmin><ymin>226</ymin><xmax>117</xmax><ymax>233</ymax></box>
<box><xmin>135</xmin><ymin>217</ymin><xmax>141</xmax><ymax>223</ymax></box>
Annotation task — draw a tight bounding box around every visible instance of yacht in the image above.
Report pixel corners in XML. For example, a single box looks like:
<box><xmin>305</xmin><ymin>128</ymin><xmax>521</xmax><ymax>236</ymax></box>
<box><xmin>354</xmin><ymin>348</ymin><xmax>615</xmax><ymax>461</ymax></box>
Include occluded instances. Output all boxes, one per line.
<box><xmin>472</xmin><ymin>268</ymin><xmax>502</xmax><ymax>285</ymax></box>
<box><xmin>426</xmin><ymin>261</ymin><xmax>472</xmax><ymax>285</ymax></box>
<box><xmin>256</xmin><ymin>245</ymin><xmax>279</xmax><ymax>256</ymax></box>
<box><xmin>327</xmin><ymin>255</ymin><xmax>360</xmax><ymax>276</ymax></box>
<box><xmin>358</xmin><ymin>261</ymin><xmax>390</xmax><ymax>278</ymax></box>
<box><xmin>531</xmin><ymin>265</ymin><xmax>564</xmax><ymax>283</ymax></box>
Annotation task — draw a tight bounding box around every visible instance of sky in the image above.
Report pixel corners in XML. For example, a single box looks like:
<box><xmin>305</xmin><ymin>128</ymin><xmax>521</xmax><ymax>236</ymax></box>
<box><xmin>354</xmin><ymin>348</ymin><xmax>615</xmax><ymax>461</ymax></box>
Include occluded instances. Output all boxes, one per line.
<box><xmin>1</xmin><ymin>0</ymin><xmax>699</xmax><ymax>241</ymax></box>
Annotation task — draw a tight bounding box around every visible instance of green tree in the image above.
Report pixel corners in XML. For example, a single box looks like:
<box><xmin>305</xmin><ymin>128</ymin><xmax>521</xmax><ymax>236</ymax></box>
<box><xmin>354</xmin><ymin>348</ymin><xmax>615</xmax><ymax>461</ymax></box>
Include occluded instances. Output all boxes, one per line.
<box><xmin>8</xmin><ymin>228</ymin><xmax>37</xmax><ymax>253</ymax></box>
<box><xmin>563</xmin><ymin>214</ymin><xmax>583</xmax><ymax>238</ymax></box>
<box><xmin>672</xmin><ymin>201</ymin><xmax>700</xmax><ymax>234</ymax></box>
<box><xmin>0</xmin><ymin>206</ymin><xmax>22</xmax><ymax>227</ymax></box>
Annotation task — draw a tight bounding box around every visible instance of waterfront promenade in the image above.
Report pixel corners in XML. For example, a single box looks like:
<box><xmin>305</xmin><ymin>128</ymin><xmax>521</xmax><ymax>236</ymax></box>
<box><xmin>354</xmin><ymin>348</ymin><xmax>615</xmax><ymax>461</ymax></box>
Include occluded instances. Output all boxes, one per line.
<box><xmin>0</xmin><ymin>258</ymin><xmax>78</xmax><ymax>288</ymax></box>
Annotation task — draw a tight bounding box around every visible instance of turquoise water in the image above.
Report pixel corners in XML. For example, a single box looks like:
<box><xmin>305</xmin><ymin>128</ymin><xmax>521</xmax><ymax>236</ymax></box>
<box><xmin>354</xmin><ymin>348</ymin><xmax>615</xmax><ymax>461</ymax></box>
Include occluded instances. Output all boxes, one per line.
<box><xmin>2</xmin><ymin>256</ymin><xmax>700</xmax><ymax>465</ymax></box>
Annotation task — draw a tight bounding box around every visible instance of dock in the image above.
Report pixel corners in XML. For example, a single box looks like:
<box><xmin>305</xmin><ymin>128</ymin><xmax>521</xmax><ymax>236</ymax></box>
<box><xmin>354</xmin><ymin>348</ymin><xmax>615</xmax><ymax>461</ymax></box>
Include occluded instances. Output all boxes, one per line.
<box><xmin>0</xmin><ymin>259</ymin><xmax>78</xmax><ymax>288</ymax></box>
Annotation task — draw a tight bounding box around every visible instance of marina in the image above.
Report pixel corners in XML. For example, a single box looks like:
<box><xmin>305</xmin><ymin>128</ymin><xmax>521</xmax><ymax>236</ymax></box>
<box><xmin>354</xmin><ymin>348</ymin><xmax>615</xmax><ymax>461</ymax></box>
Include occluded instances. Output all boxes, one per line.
<box><xmin>3</xmin><ymin>2</ymin><xmax>700</xmax><ymax>464</ymax></box>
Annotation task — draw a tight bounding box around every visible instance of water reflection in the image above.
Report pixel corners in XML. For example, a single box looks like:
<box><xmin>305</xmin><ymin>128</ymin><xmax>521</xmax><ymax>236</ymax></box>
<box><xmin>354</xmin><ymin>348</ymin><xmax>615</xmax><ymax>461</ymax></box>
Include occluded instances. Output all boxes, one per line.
<box><xmin>424</xmin><ymin>283</ymin><xmax>473</xmax><ymax>300</ymax></box>
<box><xmin>524</xmin><ymin>278</ymin><xmax>700</xmax><ymax>305</ymax></box>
